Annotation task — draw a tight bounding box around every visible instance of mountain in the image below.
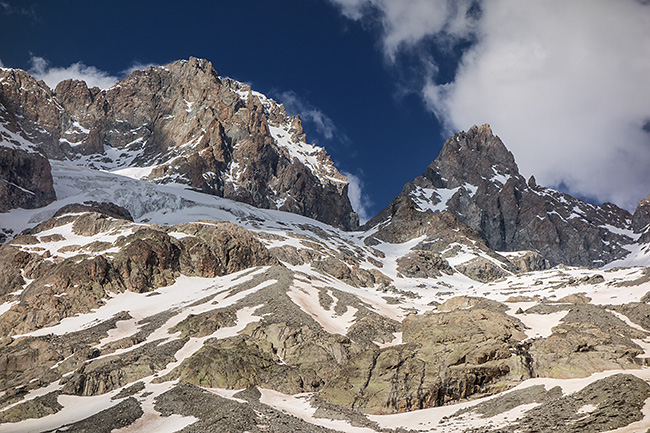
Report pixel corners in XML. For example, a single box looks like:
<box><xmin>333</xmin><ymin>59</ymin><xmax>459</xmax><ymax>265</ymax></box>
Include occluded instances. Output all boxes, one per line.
<box><xmin>1</xmin><ymin>60</ymin><xmax>650</xmax><ymax>433</ymax></box>
<box><xmin>0</xmin><ymin>57</ymin><xmax>358</xmax><ymax>230</ymax></box>
<box><xmin>366</xmin><ymin>124</ymin><xmax>637</xmax><ymax>267</ymax></box>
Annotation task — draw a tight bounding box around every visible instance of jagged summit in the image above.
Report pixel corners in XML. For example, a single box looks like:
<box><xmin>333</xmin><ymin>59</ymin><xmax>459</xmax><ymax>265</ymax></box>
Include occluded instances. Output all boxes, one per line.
<box><xmin>367</xmin><ymin>124</ymin><xmax>636</xmax><ymax>267</ymax></box>
<box><xmin>423</xmin><ymin>124</ymin><xmax>517</xmax><ymax>189</ymax></box>
<box><xmin>0</xmin><ymin>57</ymin><xmax>358</xmax><ymax>230</ymax></box>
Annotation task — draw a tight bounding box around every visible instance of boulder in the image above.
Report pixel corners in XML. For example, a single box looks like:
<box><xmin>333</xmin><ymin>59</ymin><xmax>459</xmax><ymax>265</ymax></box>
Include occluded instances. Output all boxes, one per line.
<box><xmin>455</xmin><ymin>257</ymin><xmax>509</xmax><ymax>282</ymax></box>
<box><xmin>396</xmin><ymin>250</ymin><xmax>454</xmax><ymax>278</ymax></box>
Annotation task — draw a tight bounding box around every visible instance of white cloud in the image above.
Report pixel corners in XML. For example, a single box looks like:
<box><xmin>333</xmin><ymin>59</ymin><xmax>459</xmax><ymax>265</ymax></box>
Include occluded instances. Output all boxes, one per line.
<box><xmin>331</xmin><ymin>0</ymin><xmax>650</xmax><ymax>211</ymax></box>
<box><xmin>0</xmin><ymin>58</ymin><xmax>4</xmax><ymax>68</ymax></box>
<box><xmin>341</xmin><ymin>171</ymin><xmax>373</xmax><ymax>223</ymax></box>
<box><xmin>329</xmin><ymin>0</ymin><xmax>477</xmax><ymax>60</ymax></box>
<box><xmin>275</xmin><ymin>90</ymin><xmax>341</xmax><ymax>141</ymax></box>
<box><xmin>28</xmin><ymin>56</ymin><xmax>119</xmax><ymax>90</ymax></box>
<box><xmin>425</xmin><ymin>0</ymin><xmax>650</xmax><ymax>210</ymax></box>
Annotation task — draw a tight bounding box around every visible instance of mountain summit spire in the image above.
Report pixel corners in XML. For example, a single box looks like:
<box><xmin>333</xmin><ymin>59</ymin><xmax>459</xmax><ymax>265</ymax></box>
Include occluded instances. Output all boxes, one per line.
<box><xmin>367</xmin><ymin>124</ymin><xmax>634</xmax><ymax>267</ymax></box>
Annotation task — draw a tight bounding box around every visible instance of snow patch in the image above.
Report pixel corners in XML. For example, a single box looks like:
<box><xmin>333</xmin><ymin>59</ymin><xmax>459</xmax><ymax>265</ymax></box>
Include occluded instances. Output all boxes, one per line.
<box><xmin>287</xmin><ymin>281</ymin><xmax>357</xmax><ymax>335</ymax></box>
<box><xmin>258</xmin><ymin>388</ymin><xmax>377</xmax><ymax>433</ymax></box>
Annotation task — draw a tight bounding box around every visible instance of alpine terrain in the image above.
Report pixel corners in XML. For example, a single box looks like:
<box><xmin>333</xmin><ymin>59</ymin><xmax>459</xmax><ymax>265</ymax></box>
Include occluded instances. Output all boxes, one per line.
<box><xmin>1</xmin><ymin>58</ymin><xmax>650</xmax><ymax>433</ymax></box>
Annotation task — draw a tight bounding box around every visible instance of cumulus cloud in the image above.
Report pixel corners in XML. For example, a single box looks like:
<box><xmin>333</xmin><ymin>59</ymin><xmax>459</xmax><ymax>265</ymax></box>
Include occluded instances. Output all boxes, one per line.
<box><xmin>29</xmin><ymin>56</ymin><xmax>119</xmax><ymax>90</ymax></box>
<box><xmin>330</xmin><ymin>0</ymin><xmax>477</xmax><ymax>60</ymax></box>
<box><xmin>275</xmin><ymin>90</ymin><xmax>344</xmax><ymax>142</ymax></box>
<box><xmin>425</xmin><ymin>1</ymin><xmax>650</xmax><ymax>210</ymax></box>
<box><xmin>342</xmin><ymin>171</ymin><xmax>373</xmax><ymax>223</ymax></box>
<box><xmin>331</xmin><ymin>0</ymin><xmax>650</xmax><ymax>211</ymax></box>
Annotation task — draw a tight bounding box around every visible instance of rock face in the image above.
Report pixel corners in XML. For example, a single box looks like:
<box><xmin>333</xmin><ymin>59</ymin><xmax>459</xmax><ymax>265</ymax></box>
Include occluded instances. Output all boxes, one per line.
<box><xmin>453</xmin><ymin>374</ymin><xmax>650</xmax><ymax>433</ymax></box>
<box><xmin>0</xmin><ymin>84</ymin><xmax>57</xmax><ymax>212</ymax></box>
<box><xmin>633</xmin><ymin>195</ymin><xmax>650</xmax><ymax>244</ymax></box>
<box><xmin>396</xmin><ymin>250</ymin><xmax>454</xmax><ymax>278</ymax></box>
<box><xmin>53</xmin><ymin>201</ymin><xmax>133</xmax><ymax>221</ymax></box>
<box><xmin>366</xmin><ymin>124</ymin><xmax>635</xmax><ymax>267</ymax></box>
<box><xmin>320</xmin><ymin>307</ymin><xmax>529</xmax><ymax>414</ymax></box>
<box><xmin>0</xmin><ymin>147</ymin><xmax>55</xmax><ymax>212</ymax></box>
<box><xmin>0</xmin><ymin>58</ymin><xmax>358</xmax><ymax>229</ymax></box>
<box><xmin>0</xmin><ymin>68</ymin><xmax>64</xmax><ymax>159</ymax></box>
<box><xmin>527</xmin><ymin>303</ymin><xmax>646</xmax><ymax>378</ymax></box>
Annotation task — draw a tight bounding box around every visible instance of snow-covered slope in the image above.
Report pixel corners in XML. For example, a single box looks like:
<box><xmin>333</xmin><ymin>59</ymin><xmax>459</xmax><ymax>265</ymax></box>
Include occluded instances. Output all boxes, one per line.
<box><xmin>1</xmin><ymin>158</ymin><xmax>650</xmax><ymax>432</ymax></box>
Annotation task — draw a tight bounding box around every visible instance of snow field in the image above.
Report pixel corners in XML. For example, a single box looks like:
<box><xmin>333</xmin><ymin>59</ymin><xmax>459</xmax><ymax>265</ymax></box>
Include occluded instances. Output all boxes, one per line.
<box><xmin>2</xmin><ymin>148</ymin><xmax>650</xmax><ymax>432</ymax></box>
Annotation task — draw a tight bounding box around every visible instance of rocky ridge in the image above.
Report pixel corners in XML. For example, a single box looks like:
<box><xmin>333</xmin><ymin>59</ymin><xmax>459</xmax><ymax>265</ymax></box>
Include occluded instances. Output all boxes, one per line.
<box><xmin>365</xmin><ymin>124</ymin><xmax>638</xmax><ymax>268</ymax></box>
<box><xmin>0</xmin><ymin>58</ymin><xmax>358</xmax><ymax>230</ymax></box>
<box><xmin>0</xmin><ymin>92</ymin><xmax>56</xmax><ymax>215</ymax></box>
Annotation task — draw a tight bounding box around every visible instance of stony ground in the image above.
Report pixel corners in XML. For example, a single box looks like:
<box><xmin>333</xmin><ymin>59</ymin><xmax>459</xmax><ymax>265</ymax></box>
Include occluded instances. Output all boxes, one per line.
<box><xmin>1</xmin><ymin>191</ymin><xmax>649</xmax><ymax>432</ymax></box>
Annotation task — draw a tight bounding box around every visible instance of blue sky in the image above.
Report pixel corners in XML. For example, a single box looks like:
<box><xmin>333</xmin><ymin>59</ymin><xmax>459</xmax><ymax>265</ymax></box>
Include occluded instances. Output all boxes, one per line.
<box><xmin>2</xmin><ymin>0</ymin><xmax>650</xmax><ymax>220</ymax></box>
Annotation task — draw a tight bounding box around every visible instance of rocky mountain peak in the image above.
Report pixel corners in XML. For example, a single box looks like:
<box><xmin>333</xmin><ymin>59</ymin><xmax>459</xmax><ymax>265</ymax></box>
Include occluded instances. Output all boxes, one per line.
<box><xmin>424</xmin><ymin>124</ymin><xmax>517</xmax><ymax>189</ymax></box>
<box><xmin>367</xmin><ymin>125</ymin><xmax>635</xmax><ymax>267</ymax></box>
<box><xmin>0</xmin><ymin>58</ymin><xmax>359</xmax><ymax>230</ymax></box>
<box><xmin>173</xmin><ymin>56</ymin><xmax>216</xmax><ymax>75</ymax></box>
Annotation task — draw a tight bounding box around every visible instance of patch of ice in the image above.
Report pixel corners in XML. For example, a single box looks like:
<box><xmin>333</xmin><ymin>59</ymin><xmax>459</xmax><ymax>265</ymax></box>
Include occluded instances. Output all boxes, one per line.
<box><xmin>71</xmin><ymin>121</ymin><xmax>90</xmax><ymax>134</ymax></box>
<box><xmin>167</xmin><ymin>231</ymin><xmax>192</xmax><ymax>240</ymax></box>
<box><xmin>605</xmin><ymin>242</ymin><xmax>650</xmax><ymax>269</ymax></box>
<box><xmin>507</xmin><ymin>305</ymin><xmax>569</xmax><ymax>340</ymax></box>
<box><xmin>377</xmin><ymin>332</ymin><xmax>402</xmax><ymax>348</ymax></box>
<box><xmin>111</xmin><ymin>382</ymin><xmax>197</xmax><ymax>433</ymax></box>
<box><xmin>490</xmin><ymin>166</ymin><xmax>511</xmax><ymax>186</ymax></box>
<box><xmin>577</xmin><ymin>404</ymin><xmax>597</xmax><ymax>414</ymax></box>
<box><xmin>269</xmin><ymin>124</ymin><xmax>343</xmax><ymax>187</ymax></box>
<box><xmin>601</xmin><ymin>223</ymin><xmax>637</xmax><ymax>239</ymax></box>
<box><xmin>0</xmin><ymin>391</ymin><xmax>121</xmax><ymax>433</ymax></box>
<box><xmin>0</xmin><ymin>121</ymin><xmax>39</xmax><ymax>153</ymax></box>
